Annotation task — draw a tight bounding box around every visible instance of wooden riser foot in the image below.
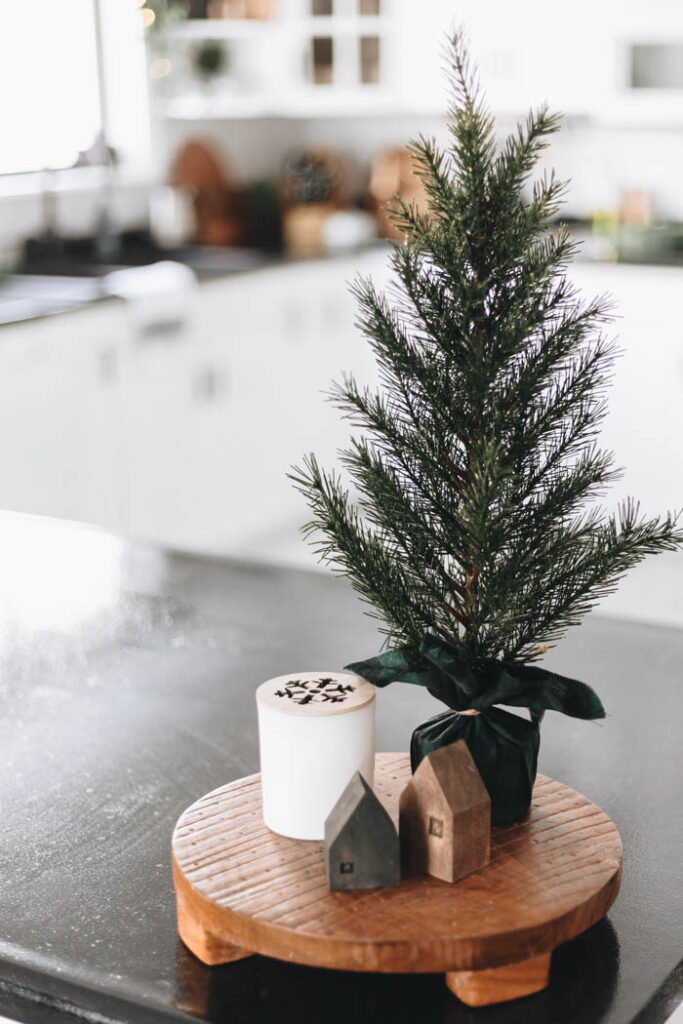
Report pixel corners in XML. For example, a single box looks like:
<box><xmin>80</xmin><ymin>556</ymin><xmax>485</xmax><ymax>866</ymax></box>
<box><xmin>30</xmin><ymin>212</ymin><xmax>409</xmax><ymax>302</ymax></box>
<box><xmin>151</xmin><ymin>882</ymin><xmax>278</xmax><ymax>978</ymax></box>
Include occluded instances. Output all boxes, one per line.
<box><xmin>177</xmin><ymin>898</ymin><xmax>253</xmax><ymax>966</ymax></box>
<box><xmin>446</xmin><ymin>951</ymin><xmax>552</xmax><ymax>1007</ymax></box>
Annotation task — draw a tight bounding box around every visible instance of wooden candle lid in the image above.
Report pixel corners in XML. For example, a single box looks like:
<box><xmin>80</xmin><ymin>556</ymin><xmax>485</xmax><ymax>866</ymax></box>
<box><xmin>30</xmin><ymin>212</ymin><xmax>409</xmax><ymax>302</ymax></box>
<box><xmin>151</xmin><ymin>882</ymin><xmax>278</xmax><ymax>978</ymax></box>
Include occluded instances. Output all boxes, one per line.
<box><xmin>256</xmin><ymin>671</ymin><xmax>374</xmax><ymax>716</ymax></box>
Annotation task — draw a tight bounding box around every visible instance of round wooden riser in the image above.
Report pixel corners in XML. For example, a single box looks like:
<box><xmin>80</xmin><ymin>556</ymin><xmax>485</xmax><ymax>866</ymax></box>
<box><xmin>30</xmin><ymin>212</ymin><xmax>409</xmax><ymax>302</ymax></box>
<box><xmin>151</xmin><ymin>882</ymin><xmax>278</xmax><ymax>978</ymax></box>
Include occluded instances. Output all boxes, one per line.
<box><xmin>172</xmin><ymin>753</ymin><xmax>622</xmax><ymax>1008</ymax></box>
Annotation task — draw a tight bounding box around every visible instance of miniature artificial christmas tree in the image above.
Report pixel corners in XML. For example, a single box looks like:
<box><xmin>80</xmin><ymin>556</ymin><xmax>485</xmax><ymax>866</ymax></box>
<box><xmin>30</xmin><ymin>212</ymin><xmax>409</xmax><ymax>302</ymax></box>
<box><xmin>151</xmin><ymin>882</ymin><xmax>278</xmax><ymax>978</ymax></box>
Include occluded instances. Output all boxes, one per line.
<box><xmin>290</xmin><ymin>35</ymin><xmax>683</xmax><ymax>825</ymax></box>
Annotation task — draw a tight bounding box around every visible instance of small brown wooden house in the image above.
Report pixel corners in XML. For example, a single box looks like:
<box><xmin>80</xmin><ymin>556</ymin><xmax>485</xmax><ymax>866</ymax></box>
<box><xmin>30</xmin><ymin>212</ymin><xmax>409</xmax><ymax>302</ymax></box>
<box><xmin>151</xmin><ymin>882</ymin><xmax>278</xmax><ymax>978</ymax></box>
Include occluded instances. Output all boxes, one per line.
<box><xmin>324</xmin><ymin>772</ymin><xmax>400</xmax><ymax>890</ymax></box>
<box><xmin>399</xmin><ymin>741</ymin><xmax>490</xmax><ymax>883</ymax></box>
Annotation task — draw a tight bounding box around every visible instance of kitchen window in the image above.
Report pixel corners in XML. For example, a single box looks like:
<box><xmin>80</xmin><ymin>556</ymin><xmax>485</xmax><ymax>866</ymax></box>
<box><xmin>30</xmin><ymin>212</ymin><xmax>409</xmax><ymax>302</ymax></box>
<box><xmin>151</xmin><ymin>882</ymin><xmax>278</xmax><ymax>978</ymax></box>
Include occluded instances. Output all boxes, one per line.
<box><xmin>0</xmin><ymin>0</ymin><xmax>150</xmax><ymax>179</ymax></box>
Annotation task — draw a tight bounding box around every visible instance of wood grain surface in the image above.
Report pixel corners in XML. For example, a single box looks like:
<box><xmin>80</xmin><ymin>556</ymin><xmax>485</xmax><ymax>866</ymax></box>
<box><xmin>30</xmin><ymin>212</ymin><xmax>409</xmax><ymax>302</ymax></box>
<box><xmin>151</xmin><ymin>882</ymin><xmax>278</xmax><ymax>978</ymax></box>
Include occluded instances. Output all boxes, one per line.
<box><xmin>324</xmin><ymin>771</ymin><xmax>400</xmax><ymax>891</ymax></box>
<box><xmin>172</xmin><ymin>752</ymin><xmax>622</xmax><ymax>986</ymax></box>
<box><xmin>446</xmin><ymin>952</ymin><xmax>552</xmax><ymax>1006</ymax></box>
<box><xmin>399</xmin><ymin>740</ymin><xmax>490</xmax><ymax>883</ymax></box>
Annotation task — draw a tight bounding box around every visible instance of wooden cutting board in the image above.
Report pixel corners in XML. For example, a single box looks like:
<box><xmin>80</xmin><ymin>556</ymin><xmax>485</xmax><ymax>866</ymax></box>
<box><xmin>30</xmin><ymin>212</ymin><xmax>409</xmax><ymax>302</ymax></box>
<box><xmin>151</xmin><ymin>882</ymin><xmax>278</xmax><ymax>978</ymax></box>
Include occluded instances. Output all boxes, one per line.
<box><xmin>172</xmin><ymin>752</ymin><xmax>621</xmax><ymax>1007</ymax></box>
<box><xmin>169</xmin><ymin>140</ymin><xmax>244</xmax><ymax>246</ymax></box>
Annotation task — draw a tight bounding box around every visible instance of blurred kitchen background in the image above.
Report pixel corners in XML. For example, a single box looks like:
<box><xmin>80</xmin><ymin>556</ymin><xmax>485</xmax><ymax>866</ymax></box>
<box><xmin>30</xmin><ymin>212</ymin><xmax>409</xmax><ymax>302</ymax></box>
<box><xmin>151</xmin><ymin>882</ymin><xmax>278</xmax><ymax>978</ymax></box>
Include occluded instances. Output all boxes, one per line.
<box><xmin>1</xmin><ymin>0</ymin><xmax>682</xmax><ymax>627</ymax></box>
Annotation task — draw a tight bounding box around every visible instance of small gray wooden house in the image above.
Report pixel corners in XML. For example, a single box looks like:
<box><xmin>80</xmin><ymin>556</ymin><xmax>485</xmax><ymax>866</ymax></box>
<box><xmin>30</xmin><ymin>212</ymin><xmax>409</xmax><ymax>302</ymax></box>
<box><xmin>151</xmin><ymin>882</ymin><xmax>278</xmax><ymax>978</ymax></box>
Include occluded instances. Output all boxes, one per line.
<box><xmin>324</xmin><ymin>772</ymin><xmax>400</xmax><ymax>890</ymax></box>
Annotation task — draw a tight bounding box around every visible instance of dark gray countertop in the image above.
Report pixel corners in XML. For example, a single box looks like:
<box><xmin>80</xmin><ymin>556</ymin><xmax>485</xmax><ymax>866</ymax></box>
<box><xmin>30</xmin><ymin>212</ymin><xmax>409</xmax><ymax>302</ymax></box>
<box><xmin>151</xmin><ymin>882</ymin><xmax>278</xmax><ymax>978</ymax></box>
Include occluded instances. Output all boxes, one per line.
<box><xmin>0</xmin><ymin>244</ymin><xmax>377</xmax><ymax>326</ymax></box>
<box><xmin>0</xmin><ymin>276</ymin><xmax>105</xmax><ymax>326</ymax></box>
<box><xmin>5</xmin><ymin>234</ymin><xmax>683</xmax><ymax>328</ymax></box>
<box><xmin>0</xmin><ymin>511</ymin><xmax>681</xmax><ymax>1024</ymax></box>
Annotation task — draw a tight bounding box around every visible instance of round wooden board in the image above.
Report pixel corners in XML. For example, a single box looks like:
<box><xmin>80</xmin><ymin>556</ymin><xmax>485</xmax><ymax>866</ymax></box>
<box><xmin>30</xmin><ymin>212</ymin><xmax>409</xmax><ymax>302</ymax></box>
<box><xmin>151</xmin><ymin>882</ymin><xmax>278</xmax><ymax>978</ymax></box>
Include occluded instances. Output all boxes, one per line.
<box><xmin>172</xmin><ymin>753</ymin><xmax>621</xmax><ymax>1003</ymax></box>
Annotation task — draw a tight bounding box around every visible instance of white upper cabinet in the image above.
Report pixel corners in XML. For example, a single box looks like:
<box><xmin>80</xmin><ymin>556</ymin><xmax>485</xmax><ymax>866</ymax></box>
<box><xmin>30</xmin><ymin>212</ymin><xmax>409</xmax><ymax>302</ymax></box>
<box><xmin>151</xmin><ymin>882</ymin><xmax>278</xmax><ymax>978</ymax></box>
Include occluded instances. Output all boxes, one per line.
<box><xmin>402</xmin><ymin>0</ymin><xmax>683</xmax><ymax>124</ymax></box>
<box><xmin>597</xmin><ymin>1</ymin><xmax>683</xmax><ymax>126</ymax></box>
<box><xmin>384</xmin><ymin>0</ymin><xmax>611</xmax><ymax>118</ymax></box>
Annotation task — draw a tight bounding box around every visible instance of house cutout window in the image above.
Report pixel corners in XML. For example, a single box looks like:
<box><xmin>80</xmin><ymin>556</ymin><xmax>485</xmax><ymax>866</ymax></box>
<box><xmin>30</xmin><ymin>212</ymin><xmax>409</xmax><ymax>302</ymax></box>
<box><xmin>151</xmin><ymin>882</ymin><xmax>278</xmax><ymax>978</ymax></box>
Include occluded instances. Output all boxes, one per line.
<box><xmin>429</xmin><ymin>816</ymin><xmax>444</xmax><ymax>838</ymax></box>
<box><xmin>340</xmin><ymin>861</ymin><xmax>355</xmax><ymax>874</ymax></box>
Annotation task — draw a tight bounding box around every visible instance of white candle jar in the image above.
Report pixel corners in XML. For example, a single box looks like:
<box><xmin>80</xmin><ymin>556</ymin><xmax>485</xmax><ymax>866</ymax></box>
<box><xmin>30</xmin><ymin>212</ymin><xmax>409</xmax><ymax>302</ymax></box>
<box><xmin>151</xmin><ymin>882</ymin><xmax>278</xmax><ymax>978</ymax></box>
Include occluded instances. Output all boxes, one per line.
<box><xmin>256</xmin><ymin>671</ymin><xmax>375</xmax><ymax>840</ymax></box>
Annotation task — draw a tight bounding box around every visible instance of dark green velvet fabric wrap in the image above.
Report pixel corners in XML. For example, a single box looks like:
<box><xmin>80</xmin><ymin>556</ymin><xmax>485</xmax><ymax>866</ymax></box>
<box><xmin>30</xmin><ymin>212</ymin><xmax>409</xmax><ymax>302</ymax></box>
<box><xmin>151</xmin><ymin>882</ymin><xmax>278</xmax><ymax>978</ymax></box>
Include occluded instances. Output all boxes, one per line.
<box><xmin>346</xmin><ymin>635</ymin><xmax>605</xmax><ymax>826</ymax></box>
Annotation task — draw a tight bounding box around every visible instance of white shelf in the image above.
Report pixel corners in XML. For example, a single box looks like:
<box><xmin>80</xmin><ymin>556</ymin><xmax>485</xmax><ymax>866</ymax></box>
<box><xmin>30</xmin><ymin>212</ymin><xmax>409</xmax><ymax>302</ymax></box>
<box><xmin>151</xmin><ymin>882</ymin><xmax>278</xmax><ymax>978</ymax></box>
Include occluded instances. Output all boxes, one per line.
<box><xmin>160</xmin><ymin>12</ymin><xmax>412</xmax><ymax>124</ymax></box>
<box><xmin>596</xmin><ymin>90</ymin><xmax>683</xmax><ymax>127</ymax></box>
<box><xmin>168</xmin><ymin>19</ymin><xmax>274</xmax><ymax>40</ymax></box>
<box><xmin>163</xmin><ymin>91</ymin><xmax>443</xmax><ymax>120</ymax></box>
<box><xmin>297</xmin><ymin>15</ymin><xmax>389</xmax><ymax>34</ymax></box>
<box><xmin>280</xmin><ymin>87</ymin><xmax>393</xmax><ymax>115</ymax></box>
<box><xmin>163</xmin><ymin>95</ymin><xmax>274</xmax><ymax>119</ymax></box>
<box><xmin>168</xmin><ymin>15</ymin><xmax>388</xmax><ymax>39</ymax></box>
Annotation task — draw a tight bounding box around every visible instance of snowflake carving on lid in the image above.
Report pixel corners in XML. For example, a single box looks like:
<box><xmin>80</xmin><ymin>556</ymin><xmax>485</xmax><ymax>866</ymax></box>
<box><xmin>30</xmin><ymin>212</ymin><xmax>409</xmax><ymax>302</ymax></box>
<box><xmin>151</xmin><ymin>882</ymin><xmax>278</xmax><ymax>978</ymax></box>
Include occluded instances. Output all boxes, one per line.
<box><xmin>257</xmin><ymin>671</ymin><xmax>374</xmax><ymax>717</ymax></box>
<box><xmin>274</xmin><ymin>676</ymin><xmax>356</xmax><ymax>706</ymax></box>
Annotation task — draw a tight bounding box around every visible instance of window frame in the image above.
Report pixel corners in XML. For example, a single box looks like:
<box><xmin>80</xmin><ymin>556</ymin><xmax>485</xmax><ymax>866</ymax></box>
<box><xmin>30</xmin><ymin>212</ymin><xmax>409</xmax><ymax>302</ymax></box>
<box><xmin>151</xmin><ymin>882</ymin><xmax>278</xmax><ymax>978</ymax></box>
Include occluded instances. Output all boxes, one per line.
<box><xmin>0</xmin><ymin>0</ymin><xmax>152</xmax><ymax>197</ymax></box>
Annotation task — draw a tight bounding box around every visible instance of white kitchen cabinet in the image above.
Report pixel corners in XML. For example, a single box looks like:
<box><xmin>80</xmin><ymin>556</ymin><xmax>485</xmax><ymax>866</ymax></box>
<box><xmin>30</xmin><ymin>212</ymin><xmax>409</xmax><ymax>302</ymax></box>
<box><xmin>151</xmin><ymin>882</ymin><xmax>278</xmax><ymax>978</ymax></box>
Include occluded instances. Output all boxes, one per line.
<box><xmin>102</xmin><ymin>268</ymin><xmax>283</xmax><ymax>554</ymax></box>
<box><xmin>594</xmin><ymin>1</ymin><xmax>683</xmax><ymax>127</ymax></box>
<box><xmin>151</xmin><ymin>272</ymin><xmax>280</xmax><ymax>552</ymax></box>
<box><xmin>401</xmin><ymin>0</ymin><xmax>611</xmax><ymax>119</ymax></box>
<box><xmin>571</xmin><ymin>263</ymin><xmax>683</xmax><ymax>516</ymax></box>
<box><xmin>0</xmin><ymin>300</ymin><xmax>126</xmax><ymax>527</ymax></box>
<box><xmin>73</xmin><ymin>302</ymin><xmax>130</xmax><ymax>531</ymax></box>
<box><xmin>2</xmin><ymin>253</ymin><xmax>680</xmax><ymax>611</ymax></box>
<box><xmin>171</xmin><ymin>253</ymin><xmax>385</xmax><ymax>554</ymax></box>
<box><xmin>0</xmin><ymin>315</ymin><xmax>79</xmax><ymax>520</ymax></box>
<box><xmin>406</xmin><ymin>0</ymin><xmax>683</xmax><ymax>125</ymax></box>
<box><xmin>116</xmin><ymin>303</ymin><xmax>201</xmax><ymax>548</ymax></box>
<box><xmin>570</xmin><ymin>261</ymin><xmax>683</xmax><ymax>627</ymax></box>
<box><xmin>109</xmin><ymin>253</ymin><xmax>373</xmax><ymax>555</ymax></box>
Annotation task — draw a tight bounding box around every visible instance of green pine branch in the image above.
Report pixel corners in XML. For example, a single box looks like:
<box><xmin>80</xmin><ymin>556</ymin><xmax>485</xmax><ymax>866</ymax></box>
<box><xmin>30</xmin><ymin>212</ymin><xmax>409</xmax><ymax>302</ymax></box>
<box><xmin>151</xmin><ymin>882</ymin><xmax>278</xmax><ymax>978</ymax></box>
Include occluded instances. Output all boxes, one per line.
<box><xmin>290</xmin><ymin>32</ymin><xmax>683</xmax><ymax>667</ymax></box>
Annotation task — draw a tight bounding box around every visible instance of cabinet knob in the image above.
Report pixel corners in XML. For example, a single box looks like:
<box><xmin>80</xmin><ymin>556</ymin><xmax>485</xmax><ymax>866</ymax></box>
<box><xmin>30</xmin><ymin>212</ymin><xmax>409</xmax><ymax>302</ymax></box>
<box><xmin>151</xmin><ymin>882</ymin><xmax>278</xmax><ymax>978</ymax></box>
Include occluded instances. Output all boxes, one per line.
<box><xmin>98</xmin><ymin>346</ymin><xmax>117</xmax><ymax>384</ymax></box>
<box><xmin>193</xmin><ymin>366</ymin><xmax>226</xmax><ymax>403</ymax></box>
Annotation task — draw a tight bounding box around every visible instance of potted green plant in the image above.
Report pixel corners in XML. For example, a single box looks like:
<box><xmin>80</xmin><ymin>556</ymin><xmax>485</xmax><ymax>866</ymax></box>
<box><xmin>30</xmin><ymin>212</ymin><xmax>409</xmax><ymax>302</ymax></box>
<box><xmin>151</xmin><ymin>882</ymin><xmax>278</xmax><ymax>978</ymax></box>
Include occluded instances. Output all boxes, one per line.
<box><xmin>193</xmin><ymin>40</ymin><xmax>229</xmax><ymax>86</ymax></box>
<box><xmin>291</xmin><ymin>34</ymin><xmax>683</xmax><ymax>826</ymax></box>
